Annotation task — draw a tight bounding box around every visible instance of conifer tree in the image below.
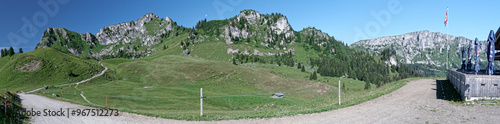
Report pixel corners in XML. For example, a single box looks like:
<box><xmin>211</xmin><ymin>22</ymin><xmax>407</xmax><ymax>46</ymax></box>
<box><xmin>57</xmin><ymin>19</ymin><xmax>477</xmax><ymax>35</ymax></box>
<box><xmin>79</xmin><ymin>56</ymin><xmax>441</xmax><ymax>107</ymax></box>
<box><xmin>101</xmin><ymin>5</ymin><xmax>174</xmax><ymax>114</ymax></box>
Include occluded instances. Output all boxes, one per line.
<box><xmin>3</xmin><ymin>49</ymin><xmax>6</xmax><ymax>57</ymax></box>
<box><xmin>8</xmin><ymin>46</ymin><xmax>14</xmax><ymax>56</ymax></box>
<box><xmin>312</xmin><ymin>71</ymin><xmax>318</xmax><ymax>80</ymax></box>
<box><xmin>232</xmin><ymin>58</ymin><xmax>237</xmax><ymax>65</ymax></box>
<box><xmin>364</xmin><ymin>82</ymin><xmax>371</xmax><ymax>90</ymax></box>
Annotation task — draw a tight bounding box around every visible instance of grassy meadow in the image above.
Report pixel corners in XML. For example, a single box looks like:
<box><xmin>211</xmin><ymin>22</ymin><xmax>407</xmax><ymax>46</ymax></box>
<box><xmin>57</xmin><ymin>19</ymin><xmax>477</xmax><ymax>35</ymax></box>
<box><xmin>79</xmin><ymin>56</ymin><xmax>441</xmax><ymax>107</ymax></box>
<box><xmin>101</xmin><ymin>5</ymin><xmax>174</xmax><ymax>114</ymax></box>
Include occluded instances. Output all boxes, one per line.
<box><xmin>0</xmin><ymin>48</ymin><xmax>103</xmax><ymax>91</ymax></box>
<box><xmin>38</xmin><ymin>54</ymin><xmax>411</xmax><ymax>120</ymax></box>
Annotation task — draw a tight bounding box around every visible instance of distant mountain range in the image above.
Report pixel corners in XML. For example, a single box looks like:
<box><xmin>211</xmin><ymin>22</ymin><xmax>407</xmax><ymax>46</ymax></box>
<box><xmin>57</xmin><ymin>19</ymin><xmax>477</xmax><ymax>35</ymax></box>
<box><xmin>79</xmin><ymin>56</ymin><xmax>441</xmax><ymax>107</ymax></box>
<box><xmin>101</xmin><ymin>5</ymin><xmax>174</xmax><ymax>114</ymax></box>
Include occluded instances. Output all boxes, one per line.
<box><xmin>35</xmin><ymin>13</ymin><xmax>178</xmax><ymax>59</ymax></box>
<box><xmin>35</xmin><ymin>10</ymin><xmax>301</xmax><ymax>60</ymax></box>
<box><xmin>32</xmin><ymin>9</ymin><xmax>420</xmax><ymax>84</ymax></box>
<box><xmin>351</xmin><ymin>30</ymin><xmax>491</xmax><ymax>76</ymax></box>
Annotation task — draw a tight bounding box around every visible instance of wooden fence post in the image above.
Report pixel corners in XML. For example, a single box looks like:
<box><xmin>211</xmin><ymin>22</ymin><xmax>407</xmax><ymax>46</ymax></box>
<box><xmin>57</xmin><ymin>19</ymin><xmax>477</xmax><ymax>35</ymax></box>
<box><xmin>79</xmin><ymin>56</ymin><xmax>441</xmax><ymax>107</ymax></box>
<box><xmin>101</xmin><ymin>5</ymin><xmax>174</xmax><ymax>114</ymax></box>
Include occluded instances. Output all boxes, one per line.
<box><xmin>4</xmin><ymin>97</ymin><xmax>6</xmax><ymax>117</ymax></box>
<box><xmin>200</xmin><ymin>88</ymin><xmax>203</xmax><ymax>117</ymax></box>
<box><xmin>339</xmin><ymin>79</ymin><xmax>341</xmax><ymax>105</ymax></box>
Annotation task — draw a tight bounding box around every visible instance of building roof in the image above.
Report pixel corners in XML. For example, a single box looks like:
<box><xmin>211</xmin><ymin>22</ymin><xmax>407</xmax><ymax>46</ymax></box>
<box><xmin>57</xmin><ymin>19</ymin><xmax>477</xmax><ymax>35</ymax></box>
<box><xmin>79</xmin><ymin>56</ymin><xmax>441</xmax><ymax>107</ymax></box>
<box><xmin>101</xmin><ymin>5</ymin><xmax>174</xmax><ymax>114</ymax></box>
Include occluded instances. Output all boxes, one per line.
<box><xmin>273</xmin><ymin>93</ymin><xmax>284</xmax><ymax>96</ymax></box>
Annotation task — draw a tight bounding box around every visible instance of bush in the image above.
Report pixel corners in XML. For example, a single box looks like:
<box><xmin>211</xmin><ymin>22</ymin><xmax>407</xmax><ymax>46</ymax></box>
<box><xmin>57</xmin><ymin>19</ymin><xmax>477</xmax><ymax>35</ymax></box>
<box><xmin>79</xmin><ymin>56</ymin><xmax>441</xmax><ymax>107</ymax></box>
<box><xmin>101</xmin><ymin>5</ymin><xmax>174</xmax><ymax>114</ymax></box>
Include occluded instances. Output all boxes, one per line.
<box><xmin>364</xmin><ymin>82</ymin><xmax>371</xmax><ymax>90</ymax></box>
<box><xmin>309</xmin><ymin>71</ymin><xmax>318</xmax><ymax>80</ymax></box>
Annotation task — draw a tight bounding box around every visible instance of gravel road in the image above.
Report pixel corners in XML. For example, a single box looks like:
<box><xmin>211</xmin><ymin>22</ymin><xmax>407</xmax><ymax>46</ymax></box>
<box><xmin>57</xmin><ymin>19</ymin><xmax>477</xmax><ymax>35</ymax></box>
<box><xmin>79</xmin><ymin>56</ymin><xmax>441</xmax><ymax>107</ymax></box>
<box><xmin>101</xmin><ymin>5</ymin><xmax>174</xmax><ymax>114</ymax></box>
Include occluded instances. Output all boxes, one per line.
<box><xmin>27</xmin><ymin>64</ymin><xmax>108</xmax><ymax>94</ymax></box>
<box><xmin>20</xmin><ymin>79</ymin><xmax>500</xmax><ymax>124</ymax></box>
<box><xmin>19</xmin><ymin>93</ymin><xmax>188</xmax><ymax>124</ymax></box>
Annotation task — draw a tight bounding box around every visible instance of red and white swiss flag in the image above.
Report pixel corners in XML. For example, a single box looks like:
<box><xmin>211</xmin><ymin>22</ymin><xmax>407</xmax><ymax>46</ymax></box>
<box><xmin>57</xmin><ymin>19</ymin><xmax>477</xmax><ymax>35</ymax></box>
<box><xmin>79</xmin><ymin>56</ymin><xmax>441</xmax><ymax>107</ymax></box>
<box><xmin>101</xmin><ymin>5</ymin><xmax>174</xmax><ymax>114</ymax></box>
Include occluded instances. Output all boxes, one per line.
<box><xmin>444</xmin><ymin>7</ymin><xmax>448</xmax><ymax>27</ymax></box>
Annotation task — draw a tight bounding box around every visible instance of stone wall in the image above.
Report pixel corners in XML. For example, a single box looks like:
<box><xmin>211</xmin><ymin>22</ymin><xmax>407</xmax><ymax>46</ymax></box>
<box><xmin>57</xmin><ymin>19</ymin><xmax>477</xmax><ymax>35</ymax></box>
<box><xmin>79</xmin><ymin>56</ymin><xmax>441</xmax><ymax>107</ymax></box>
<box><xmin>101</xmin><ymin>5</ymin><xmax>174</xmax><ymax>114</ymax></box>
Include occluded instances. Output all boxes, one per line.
<box><xmin>448</xmin><ymin>69</ymin><xmax>500</xmax><ymax>101</ymax></box>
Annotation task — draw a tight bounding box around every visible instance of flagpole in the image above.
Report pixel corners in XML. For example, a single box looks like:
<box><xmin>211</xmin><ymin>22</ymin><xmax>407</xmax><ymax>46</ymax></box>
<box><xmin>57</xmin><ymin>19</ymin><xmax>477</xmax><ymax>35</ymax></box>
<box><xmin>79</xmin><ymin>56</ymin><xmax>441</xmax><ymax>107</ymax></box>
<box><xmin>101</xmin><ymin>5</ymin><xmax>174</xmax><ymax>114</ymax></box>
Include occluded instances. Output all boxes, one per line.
<box><xmin>446</xmin><ymin>7</ymin><xmax>449</xmax><ymax>69</ymax></box>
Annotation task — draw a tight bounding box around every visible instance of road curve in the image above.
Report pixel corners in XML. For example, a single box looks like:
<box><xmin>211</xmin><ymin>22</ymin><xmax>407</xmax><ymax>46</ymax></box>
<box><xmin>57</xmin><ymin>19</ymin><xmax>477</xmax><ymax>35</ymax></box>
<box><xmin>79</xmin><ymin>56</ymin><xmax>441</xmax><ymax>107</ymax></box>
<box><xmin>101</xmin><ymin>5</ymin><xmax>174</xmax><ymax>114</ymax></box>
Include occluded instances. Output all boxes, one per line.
<box><xmin>27</xmin><ymin>64</ymin><xmax>108</xmax><ymax>94</ymax></box>
<box><xmin>19</xmin><ymin>93</ymin><xmax>188</xmax><ymax>124</ymax></box>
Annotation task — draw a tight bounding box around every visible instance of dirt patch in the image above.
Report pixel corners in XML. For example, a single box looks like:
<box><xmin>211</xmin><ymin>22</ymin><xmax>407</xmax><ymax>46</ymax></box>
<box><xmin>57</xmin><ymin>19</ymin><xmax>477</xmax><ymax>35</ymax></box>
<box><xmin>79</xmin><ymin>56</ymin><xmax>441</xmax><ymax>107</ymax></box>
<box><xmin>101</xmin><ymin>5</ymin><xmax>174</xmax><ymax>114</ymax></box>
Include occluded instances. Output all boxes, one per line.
<box><xmin>16</xmin><ymin>60</ymin><xmax>42</xmax><ymax>72</ymax></box>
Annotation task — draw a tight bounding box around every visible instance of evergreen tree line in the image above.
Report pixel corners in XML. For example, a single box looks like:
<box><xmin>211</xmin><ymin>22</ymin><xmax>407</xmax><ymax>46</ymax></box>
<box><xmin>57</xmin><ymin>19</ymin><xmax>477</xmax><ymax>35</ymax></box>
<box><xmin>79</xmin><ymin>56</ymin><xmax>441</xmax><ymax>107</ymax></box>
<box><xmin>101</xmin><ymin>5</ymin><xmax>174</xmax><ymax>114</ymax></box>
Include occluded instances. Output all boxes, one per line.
<box><xmin>264</xmin><ymin>31</ymin><xmax>293</xmax><ymax>49</ymax></box>
<box><xmin>232</xmin><ymin>52</ymin><xmax>295</xmax><ymax>67</ymax></box>
<box><xmin>228</xmin><ymin>32</ymin><xmax>423</xmax><ymax>88</ymax></box>
<box><xmin>396</xmin><ymin>64</ymin><xmax>430</xmax><ymax>77</ymax></box>
<box><xmin>44</xmin><ymin>29</ymin><xmax>86</xmax><ymax>52</ymax></box>
<box><xmin>1</xmin><ymin>46</ymin><xmax>23</xmax><ymax>57</ymax></box>
<box><xmin>194</xmin><ymin>19</ymin><xmax>228</xmax><ymax>36</ymax></box>
<box><xmin>310</xmin><ymin>38</ymin><xmax>422</xmax><ymax>87</ymax></box>
<box><xmin>379</xmin><ymin>47</ymin><xmax>422</xmax><ymax>78</ymax></box>
<box><xmin>191</xmin><ymin>18</ymin><xmax>422</xmax><ymax>88</ymax></box>
<box><xmin>195</xmin><ymin>18</ymin><xmax>208</xmax><ymax>29</ymax></box>
<box><xmin>380</xmin><ymin>48</ymin><xmax>396</xmax><ymax>61</ymax></box>
<box><xmin>232</xmin><ymin>53</ymin><xmax>265</xmax><ymax>65</ymax></box>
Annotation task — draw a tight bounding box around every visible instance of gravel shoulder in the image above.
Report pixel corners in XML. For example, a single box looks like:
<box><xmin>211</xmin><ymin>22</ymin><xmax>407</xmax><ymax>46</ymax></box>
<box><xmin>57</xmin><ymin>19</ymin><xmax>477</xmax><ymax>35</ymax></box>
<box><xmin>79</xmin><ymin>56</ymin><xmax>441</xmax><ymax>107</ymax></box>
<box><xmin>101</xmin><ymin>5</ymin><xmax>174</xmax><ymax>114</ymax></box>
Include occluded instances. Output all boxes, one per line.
<box><xmin>19</xmin><ymin>93</ymin><xmax>189</xmax><ymax>124</ymax></box>
<box><xmin>216</xmin><ymin>79</ymin><xmax>500</xmax><ymax>124</ymax></box>
<box><xmin>20</xmin><ymin>79</ymin><xmax>500</xmax><ymax>124</ymax></box>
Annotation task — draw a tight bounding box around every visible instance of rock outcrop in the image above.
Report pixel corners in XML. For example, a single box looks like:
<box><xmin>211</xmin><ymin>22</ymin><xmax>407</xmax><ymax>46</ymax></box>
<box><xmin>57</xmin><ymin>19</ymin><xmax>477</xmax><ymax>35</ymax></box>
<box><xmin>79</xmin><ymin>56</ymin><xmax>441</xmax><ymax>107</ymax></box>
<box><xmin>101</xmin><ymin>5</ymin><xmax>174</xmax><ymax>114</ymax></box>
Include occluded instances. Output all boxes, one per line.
<box><xmin>37</xmin><ymin>13</ymin><xmax>176</xmax><ymax>59</ymax></box>
<box><xmin>96</xmin><ymin>13</ymin><xmax>173</xmax><ymax>46</ymax></box>
<box><xmin>36</xmin><ymin>28</ymin><xmax>98</xmax><ymax>56</ymax></box>
<box><xmin>224</xmin><ymin>10</ymin><xmax>295</xmax><ymax>49</ymax></box>
<box><xmin>36</xmin><ymin>10</ymin><xmax>335</xmax><ymax>61</ymax></box>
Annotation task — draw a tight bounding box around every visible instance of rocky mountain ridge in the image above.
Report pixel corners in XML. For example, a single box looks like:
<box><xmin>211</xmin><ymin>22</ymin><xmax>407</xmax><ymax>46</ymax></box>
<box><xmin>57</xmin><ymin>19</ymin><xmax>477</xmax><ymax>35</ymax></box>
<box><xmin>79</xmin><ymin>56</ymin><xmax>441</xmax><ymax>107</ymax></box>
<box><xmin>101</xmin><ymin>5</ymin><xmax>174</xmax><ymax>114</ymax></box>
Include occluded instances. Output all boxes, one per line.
<box><xmin>351</xmin><ymin>30</ymin><xmax>489</xmax><ymax>76</ymax></box>
<box><xmin>30</xmin><ymin>9</ymin><xmax>421</xmax><ymax>88</ymax></box>
<box><xmin>223</xmin><ymin>10</ymin><xmax>295</xmax><ymax>49</ymax></box>
<box><xmin>36</xmin><ymin>28</ymin><xmax>98</xmax><ymax>56</ymax></box>
<box><xmin>96</xmin><ymin>13</ymin><xmax>173</xmax><ymax>45</ymax></box>
<box><xmin>36</xmin><ymin>13</ymin><xmax>181</xmax><ymax>59</ymax></box>
<box><xmin>35</xmin><ymin>10</ymin><xmax>322</xmax><ymax>60</ymax></box>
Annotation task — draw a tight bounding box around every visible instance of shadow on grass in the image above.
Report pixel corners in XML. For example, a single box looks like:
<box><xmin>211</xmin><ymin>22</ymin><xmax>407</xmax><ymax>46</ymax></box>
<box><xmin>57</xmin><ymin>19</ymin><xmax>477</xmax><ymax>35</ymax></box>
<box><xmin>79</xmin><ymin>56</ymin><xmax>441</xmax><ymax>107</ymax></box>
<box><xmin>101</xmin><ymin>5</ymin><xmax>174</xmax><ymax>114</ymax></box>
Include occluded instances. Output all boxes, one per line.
<box><xmin>435</xmin><ymin>79</ymin><xmax>462</xmax><ymax>102</ymax></box>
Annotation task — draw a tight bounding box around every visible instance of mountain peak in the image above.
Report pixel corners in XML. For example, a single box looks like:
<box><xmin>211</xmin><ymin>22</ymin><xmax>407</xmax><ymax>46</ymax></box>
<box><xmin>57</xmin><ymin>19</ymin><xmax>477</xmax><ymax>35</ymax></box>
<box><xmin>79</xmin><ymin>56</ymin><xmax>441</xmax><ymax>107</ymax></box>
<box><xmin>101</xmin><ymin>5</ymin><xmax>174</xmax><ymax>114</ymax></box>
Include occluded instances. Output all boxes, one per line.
<box><xmin>350</xmin><ymin>30</ymin><xmax>487</xmax><ymax>76</ymax></box>
<box><xmin>237</xmin><ymin>9</ymin><xmax>261</xmax><ymax>25</ymax></box>
<box><xmin>412</xmin><ymin>30</ymin><xmax>429</xmax><ymax>33</ymax></box>
<box><xmin>138</xmin><ymin>13</ymin><xmax>159</xmax><ymax>22</ymax></box>
<box><xmin>165</xmin><ymin>16</ymin><xmax>172</xmax><ymax>22</ymax></box>
<box><xmin>300</xmin><ymin>27</ymin><xmax>330</xmax><ymax>40</ymax></box>
<box><xmin>239</xmin><ymin>9</ymin><xmax>260</xmax><ymax>16</ymax></box>
<box><xmin>37</xmin><ymin>10</ymin><xmax>302</xmax><ymax>60</ymax></box>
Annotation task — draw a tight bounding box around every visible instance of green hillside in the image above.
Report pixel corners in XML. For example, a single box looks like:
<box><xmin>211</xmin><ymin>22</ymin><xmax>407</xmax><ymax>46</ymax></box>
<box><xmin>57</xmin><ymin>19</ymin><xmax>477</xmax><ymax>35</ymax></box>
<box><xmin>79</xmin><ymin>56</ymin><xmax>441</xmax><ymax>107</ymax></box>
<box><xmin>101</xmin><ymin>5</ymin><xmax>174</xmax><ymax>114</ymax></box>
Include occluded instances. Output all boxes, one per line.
<box><xmin>187</xmin><ymin>25</ymin><xmax>421</xmax><ymax>86</ymax></box>
<box><xmin>33</xmin><ymin>10</ymin><xmax>422</xmax><ymax>84</ymax></box>
<box><xmin>1</xmin><ymin>9</ymin><xmax>425</xmax><ymax>121</ymax></box>
<box><xmin>40</xmin><ymin>53</ymin><xmax>408</xmax><ymax>120</ymax></box>
<box><xmin>0</xmin><ymin>48</ymin><xmax>104</xmax><ymax>91</ymax></box>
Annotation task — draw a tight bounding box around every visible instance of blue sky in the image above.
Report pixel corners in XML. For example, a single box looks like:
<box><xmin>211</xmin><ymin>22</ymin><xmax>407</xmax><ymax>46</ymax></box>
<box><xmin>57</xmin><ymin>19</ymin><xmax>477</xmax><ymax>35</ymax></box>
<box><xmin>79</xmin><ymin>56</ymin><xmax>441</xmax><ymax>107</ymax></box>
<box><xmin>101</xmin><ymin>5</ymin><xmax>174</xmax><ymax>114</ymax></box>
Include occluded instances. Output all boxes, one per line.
<box><xmin>1</xmin><ymin>0</ymin><xmax>499</xmax><ymax>52</ymax></box>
